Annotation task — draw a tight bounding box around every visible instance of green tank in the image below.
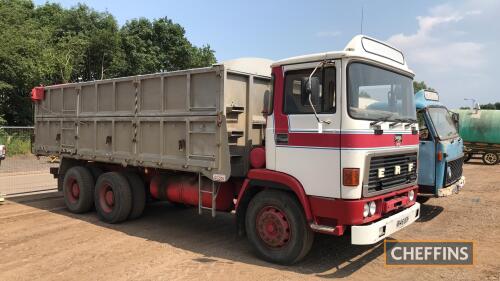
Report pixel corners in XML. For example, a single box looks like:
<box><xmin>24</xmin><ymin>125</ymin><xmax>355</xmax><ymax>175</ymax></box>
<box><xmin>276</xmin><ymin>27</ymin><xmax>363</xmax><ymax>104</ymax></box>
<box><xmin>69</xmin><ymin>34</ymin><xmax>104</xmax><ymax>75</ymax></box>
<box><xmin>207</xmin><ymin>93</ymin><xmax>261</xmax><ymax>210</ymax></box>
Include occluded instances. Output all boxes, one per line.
<box><xmin>457</xmin><ymin>110</ymin><xmax>500</xmax><ymax>144</ymax></box>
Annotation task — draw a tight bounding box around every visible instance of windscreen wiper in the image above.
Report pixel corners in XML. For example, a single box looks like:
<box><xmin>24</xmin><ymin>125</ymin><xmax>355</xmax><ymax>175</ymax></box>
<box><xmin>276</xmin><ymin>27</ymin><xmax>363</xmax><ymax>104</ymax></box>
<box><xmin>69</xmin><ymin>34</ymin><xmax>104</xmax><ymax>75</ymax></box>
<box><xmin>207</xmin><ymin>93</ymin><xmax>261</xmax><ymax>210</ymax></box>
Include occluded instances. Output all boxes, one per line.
<box><xmin>389</xmin><ymin>118</ymin><xmax>405</xmax><ymax>128</ymax></box>
<box><xmin>370</xmin><ymin>116</ymin><xmax>391</xmax><ymax>127</ymax></box>
<box><xmin>390</xmin><ymin>118</ymin><xmax>417</xmax><ymax>129</ymax></box>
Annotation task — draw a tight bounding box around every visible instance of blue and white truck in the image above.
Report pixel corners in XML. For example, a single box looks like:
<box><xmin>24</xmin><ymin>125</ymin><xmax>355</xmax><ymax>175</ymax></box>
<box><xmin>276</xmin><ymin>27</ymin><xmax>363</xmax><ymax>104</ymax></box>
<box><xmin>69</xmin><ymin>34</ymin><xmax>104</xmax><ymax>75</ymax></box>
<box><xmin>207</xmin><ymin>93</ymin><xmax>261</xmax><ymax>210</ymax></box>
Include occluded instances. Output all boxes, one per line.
<box><xmin>415</xmin><ymin>90</ymin><xmax>465</xmax><ymax>197</ymax></box>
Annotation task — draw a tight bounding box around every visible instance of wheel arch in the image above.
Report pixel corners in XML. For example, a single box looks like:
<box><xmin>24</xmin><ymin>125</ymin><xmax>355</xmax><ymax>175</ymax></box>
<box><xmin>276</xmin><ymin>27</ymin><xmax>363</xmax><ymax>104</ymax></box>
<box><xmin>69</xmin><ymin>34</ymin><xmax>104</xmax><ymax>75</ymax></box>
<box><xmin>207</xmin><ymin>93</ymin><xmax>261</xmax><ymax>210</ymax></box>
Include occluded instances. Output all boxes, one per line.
<box><xmin>235</xmin><ymin>169</ymin><xmax>313</xmax><ymax>236</ymax></box>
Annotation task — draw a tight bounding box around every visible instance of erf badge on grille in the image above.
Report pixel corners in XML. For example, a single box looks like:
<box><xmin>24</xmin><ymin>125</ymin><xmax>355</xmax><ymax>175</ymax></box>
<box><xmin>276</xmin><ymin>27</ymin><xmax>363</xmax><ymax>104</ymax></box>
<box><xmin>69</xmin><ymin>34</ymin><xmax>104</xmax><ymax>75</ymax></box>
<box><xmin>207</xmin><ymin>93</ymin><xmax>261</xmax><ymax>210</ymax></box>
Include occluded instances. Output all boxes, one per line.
<box><xmin>394</xmin><ymin>135</ymin><xmax>403</xmax><ymax>147</ymax></box>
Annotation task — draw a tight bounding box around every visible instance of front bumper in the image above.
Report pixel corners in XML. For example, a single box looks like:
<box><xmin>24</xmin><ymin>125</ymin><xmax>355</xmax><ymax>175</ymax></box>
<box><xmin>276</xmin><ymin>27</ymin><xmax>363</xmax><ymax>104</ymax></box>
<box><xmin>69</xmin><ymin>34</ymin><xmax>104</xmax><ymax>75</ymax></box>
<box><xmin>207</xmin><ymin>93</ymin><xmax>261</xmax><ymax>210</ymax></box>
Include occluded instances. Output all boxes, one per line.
<box><xmin>438</xmin><ymin>176</ymin><xmax>466</xmax><ymax>197</ymax></box>
<box><xmin>351</xmin><ymin>202</ymin><xmax>420</xmax><ymax>245</ymax></box>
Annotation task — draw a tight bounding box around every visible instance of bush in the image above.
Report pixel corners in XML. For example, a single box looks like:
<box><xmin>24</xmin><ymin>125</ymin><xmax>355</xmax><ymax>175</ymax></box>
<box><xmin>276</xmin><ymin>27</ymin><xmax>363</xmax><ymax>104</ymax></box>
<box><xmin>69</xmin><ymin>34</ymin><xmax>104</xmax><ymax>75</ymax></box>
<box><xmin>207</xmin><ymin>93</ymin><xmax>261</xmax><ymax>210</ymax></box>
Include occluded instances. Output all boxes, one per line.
<box><xmin>0</xmin><ymin>118</ymin><xmax>32</xmax><ymax>156</ymax></box>
<box><xmin>2</xmin><ymin>135</ymin><xmax>31</xmax><ymax>156</ymax></box>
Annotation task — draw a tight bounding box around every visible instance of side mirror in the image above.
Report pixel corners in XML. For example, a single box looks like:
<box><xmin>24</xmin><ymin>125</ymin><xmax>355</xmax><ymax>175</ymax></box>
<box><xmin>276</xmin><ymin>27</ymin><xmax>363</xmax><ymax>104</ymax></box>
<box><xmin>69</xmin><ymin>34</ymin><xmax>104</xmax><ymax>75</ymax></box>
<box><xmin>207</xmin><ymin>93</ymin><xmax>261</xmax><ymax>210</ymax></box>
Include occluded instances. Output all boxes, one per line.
<box><xmin>301</xmin><ymin>77</ymin><xmax>320</xmax><ymax>106</ymax></box>
<box><xmin>262</xmin><ymin>90</ymin><xmax>272</xmax><ymax>115</ymax></box>
<box><xmin>419</xmin><ymin>128</ymin><xmax>429</xmax><ymax>140</ymax></box>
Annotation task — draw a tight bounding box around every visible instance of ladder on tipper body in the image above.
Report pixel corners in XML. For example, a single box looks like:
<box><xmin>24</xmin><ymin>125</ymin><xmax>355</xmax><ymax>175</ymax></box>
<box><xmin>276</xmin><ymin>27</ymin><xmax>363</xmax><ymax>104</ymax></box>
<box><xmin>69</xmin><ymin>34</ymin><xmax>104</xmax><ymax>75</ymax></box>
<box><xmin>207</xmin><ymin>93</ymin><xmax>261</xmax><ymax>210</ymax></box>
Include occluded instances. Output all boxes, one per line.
<box><xmin>198</xmin><ymin>173</ymin><xmax>220</xmax><ymax>218</ymax></box>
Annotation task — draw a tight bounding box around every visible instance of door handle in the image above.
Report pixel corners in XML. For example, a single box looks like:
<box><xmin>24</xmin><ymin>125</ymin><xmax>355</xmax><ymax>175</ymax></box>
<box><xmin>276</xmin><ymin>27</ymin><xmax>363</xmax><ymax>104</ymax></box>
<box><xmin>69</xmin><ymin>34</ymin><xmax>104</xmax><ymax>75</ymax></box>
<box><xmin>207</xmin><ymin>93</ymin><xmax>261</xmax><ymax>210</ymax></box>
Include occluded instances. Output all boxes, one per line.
<box><xmin>276</xmin><ymin>133</ymin><xmax>289</xmax><ymax>145</ymax></box>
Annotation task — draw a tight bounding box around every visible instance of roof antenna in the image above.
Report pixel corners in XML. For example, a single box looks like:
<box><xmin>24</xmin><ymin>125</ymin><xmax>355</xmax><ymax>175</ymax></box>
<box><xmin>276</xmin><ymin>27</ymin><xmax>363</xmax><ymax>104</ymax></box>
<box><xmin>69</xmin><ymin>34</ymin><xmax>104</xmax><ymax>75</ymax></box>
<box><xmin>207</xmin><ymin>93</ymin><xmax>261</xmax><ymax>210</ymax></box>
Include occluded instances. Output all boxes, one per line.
<box><xmin>360</xmin><ymin>6</ymin><xmax>364</xmax><ymax>34</ymax></box>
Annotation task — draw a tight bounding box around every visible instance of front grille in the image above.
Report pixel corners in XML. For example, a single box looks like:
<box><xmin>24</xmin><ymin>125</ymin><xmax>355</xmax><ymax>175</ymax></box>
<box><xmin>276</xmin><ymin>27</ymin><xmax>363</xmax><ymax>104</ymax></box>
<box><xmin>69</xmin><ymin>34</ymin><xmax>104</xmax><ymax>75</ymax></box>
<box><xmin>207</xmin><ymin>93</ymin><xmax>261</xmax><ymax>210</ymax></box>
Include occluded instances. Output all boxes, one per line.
<box><xmin>445</xmin><ymin>157</ymin><xmax>463</xmax><ymax>186</ymax></box>
<box><xmin>366</xmin><ymin>153</ymin><xmax>418</xmax><ymax>194</ymax></box>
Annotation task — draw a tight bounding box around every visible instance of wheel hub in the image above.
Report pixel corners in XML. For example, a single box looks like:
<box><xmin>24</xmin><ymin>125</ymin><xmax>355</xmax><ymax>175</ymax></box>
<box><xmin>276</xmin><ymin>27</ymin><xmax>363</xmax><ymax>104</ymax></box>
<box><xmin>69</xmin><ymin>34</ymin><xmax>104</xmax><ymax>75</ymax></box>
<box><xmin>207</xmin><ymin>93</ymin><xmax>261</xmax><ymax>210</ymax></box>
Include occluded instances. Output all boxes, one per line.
<box><xmin>256</xmin><ymin>206</ymin><xmax>291</xmax><ymax>248</ymax></box>
<box><xmin>71</xmin><ymin>182</ymin><xmax>80</xmax><ymax>199</ymax></box>
<box><xmin>485</xmin><ymin>153</ymin><xmax>497</xmax><ymax>164</ymax></box>
<box><xmin>105</xmin><ymin>190</ymin><xmax>114</xmax><ymax>206</ymax></box>
<box><xmin>99</xmin><ymin>184</ymin><xmax>115</xmax><ymax>213</ymax></box>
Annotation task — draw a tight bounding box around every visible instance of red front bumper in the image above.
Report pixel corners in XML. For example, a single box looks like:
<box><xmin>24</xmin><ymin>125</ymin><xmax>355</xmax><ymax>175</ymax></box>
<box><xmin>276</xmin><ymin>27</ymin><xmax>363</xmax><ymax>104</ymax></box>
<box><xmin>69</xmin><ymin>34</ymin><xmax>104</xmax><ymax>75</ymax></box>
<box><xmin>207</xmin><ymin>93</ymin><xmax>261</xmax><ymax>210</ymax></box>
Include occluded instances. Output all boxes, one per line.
<box><xmin>309</xmin><ymin>185</ymin><xmax>418</xmax><ymax>234</ymax></box>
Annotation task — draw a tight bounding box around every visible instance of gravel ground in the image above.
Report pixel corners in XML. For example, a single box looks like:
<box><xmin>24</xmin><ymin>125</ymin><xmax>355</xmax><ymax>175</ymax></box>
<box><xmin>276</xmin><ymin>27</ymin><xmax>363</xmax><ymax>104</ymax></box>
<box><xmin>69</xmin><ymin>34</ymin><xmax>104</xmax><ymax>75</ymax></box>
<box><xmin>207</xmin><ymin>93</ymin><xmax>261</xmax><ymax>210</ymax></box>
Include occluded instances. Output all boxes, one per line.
<box><xmin>0</xmin><ymin>160</ymin><xmax>499</xmax><ymax>281</ymax></box>
<box><xmin>0</xmin><ymin>154</ymin><xmax>58</xmax><ymax>174</ymax></box>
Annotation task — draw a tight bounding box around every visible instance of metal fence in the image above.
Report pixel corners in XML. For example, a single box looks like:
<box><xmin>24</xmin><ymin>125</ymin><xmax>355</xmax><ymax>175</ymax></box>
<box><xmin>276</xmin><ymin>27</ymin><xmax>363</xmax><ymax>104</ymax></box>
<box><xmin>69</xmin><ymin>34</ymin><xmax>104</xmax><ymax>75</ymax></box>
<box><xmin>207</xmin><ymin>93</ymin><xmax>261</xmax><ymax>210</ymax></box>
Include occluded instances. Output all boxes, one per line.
<box><xmin>0</xmin><ymin>126</ymin><xmax>58</xmax><ymax>197</ymax></box>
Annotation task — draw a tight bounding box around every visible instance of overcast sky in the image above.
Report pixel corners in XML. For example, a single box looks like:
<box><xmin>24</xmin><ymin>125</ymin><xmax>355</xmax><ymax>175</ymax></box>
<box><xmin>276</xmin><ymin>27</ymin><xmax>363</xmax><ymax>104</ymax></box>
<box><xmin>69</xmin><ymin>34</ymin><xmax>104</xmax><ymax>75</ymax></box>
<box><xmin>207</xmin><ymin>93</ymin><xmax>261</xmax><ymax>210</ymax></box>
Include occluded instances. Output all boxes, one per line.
<box><xmin>34</xmin><ymin>0</ymin><xmax>500</xmax><ymax>109</ymax></box>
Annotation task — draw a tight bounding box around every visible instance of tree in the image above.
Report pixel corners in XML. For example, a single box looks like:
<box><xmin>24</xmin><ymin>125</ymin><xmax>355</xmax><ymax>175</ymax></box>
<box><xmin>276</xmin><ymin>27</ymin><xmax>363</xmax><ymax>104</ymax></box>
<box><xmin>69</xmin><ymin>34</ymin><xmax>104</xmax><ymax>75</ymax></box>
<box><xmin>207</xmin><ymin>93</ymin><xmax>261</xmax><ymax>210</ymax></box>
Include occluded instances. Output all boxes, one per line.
<box><xmin>118</xmin><ymin>17</ymin><xmax>216</xmax><ymax>76</ymax></box>
<box><xmin>0</xmin><ymin>1</ymin><xmax>216</xmax><ymax>126</ymax></box>
<box><xmin>479</xmin><ymin>103</ymin><xmax>500</xmax><ymax>110</ymax></box>
<box><xmin>413</xmin><ymin>80</ymin><xmax>435</xmax><ymax>94</ymax></box>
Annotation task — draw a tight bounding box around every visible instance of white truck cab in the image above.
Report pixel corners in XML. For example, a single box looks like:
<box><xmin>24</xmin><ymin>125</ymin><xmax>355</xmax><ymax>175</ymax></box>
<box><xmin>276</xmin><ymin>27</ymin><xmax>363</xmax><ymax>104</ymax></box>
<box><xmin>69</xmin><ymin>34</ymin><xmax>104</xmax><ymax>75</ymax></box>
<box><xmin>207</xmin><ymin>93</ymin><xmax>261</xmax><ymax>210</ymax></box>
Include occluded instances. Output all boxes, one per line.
<box><xmin>260</xmin><ymin>35</ymin><xmax>420</xmax><ymax>245</ymax></box>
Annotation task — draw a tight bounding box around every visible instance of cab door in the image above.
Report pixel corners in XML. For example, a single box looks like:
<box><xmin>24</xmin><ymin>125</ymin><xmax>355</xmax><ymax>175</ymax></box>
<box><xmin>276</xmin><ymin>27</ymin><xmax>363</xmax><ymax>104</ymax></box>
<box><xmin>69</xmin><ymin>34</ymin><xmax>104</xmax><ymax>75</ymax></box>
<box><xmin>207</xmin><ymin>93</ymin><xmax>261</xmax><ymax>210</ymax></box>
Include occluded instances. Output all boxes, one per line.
<box><xmin>417</xmin><ymin>110</ymin><xmax>435</xmax><ymax>187</ymax></box>
<box><xmin>274</xmin><ymin>61</ymin><xmax>342</xmax><ymax>198</ymax></box>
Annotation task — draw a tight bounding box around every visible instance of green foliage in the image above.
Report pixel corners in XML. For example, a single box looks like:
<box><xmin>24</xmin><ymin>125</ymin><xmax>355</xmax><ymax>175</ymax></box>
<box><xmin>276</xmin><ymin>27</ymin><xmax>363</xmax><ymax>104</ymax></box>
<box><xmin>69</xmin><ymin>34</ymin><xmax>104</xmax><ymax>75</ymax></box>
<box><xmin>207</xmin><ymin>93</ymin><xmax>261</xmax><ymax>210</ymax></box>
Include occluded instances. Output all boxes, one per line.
<box><xmin>0</xmin><ymin>120</ymin><xmax>31</xmax><ymax>156</ymax></box>
<box><xmin>1</xmin><ymin>136</ymin><xmax>31</xmax><ymax>156</ymax></box>
<box><xmin>478</xmin><ymin>103</ymin><xmax>500</xmax><ymax>110</ymax></box>
<box><xmin>413</xmin><ymin>81</ymin><xmax>435</xmax><ymax>94</ymax></box>
<box><xmin>0</xmin><ymin>1</ymin><xmax>216</xmax><ymax>126</ymax></box>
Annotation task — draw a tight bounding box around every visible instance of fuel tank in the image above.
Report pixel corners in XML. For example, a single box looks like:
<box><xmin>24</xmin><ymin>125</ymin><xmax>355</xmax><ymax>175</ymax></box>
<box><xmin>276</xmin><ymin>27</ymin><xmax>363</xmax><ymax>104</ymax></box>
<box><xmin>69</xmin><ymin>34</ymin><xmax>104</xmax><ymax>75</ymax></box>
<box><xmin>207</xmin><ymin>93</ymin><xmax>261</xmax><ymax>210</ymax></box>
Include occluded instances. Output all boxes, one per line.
<box><xmin>149</xmin><ymin>174</ymin><xmax>235</xmax><ymax>211</ymax></box>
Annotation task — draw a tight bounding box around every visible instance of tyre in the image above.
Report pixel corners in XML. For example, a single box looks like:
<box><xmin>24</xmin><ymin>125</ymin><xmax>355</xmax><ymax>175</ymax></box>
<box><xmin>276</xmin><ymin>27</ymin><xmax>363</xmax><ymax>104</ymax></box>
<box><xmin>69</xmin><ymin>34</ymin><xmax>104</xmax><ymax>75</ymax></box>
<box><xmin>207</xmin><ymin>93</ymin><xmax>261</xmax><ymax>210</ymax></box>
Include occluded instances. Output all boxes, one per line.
<box><xmin>94</xmin><ymin>172</ymin><xmax>133</xmax><ymax>223</ymax></box>
<box><xmin>88</xmin><ymin>166</ymin><xmax>103</xmax><ymax>182</ymax></box>
<box><xmin>482</xmin><ymin>152</ymin><xmax>498</xmax><ymax>165</ymax></box>
<box><xmin>245</xmin><ymin>190</ymin><xmax>314</xmax><ymax>265</ymax></box>
<box><xmin>124</xmin><ymin>172</ymin><xmax>146</xmax><ymax>220</ymax></box>
<box><xmin>417</xmin><ymin>196</ymin><xmax>430</xmax><ymax>204</ymax></box>
<box><xmin>63</xmin><ymin>166</ymin><xmax>95</xmax><ymax>213</ymax></box>
<box><xmin>463</xmin><ymin>153</ymin><xmax>472</xmax><ymax>163</ymax></box>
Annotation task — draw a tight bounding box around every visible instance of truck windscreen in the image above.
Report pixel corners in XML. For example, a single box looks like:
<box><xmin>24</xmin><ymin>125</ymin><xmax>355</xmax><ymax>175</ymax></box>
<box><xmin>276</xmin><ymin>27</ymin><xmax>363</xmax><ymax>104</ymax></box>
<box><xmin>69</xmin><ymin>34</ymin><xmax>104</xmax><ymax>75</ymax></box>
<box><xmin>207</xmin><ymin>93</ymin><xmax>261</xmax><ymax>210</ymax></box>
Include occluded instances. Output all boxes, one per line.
<box><xmin>347</xmin><ymin>62</ymin><xmax>416</xmax><ymax>122</ymax></box>
<box><xmin>428</xmin><ymin>107</ymin><xmax>458</xmax><ymax>140</ymax></box>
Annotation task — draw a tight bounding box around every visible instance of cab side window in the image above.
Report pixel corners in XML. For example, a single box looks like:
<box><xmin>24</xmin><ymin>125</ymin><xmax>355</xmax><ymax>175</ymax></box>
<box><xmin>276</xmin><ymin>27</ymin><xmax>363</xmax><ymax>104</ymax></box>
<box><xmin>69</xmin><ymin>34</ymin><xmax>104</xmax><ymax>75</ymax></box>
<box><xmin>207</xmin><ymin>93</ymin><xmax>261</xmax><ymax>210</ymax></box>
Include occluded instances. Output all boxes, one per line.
<box><xmin>283</xmin><ymin>67</ymin><xmax>336</xmax><ymax>114</ymax></box>
<box><xmin>417</xmin><ymin>111</ymin><xmax>431</xmax><ymax>140</ymax></box>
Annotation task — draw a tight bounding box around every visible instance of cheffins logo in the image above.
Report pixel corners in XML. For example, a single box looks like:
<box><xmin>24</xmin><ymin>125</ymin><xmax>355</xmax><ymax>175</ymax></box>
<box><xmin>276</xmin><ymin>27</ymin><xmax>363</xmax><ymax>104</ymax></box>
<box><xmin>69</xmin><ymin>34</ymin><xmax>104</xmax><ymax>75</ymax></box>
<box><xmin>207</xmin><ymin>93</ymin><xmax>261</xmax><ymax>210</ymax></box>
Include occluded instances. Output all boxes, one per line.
<box><xmin>385</xmin><ymin>240</ymin><xmax>474</xmax><ymax>266</ymax></box>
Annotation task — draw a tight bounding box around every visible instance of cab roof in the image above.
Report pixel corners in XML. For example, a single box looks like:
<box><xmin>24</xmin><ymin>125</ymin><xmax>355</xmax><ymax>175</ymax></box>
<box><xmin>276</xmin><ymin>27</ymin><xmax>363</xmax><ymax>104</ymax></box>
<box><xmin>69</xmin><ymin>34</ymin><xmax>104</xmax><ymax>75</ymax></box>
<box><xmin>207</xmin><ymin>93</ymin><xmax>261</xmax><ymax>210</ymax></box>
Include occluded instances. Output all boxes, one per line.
<box><xmin>271</xmin><ymin>35</ymin><xmax>414</xmax><ymax>75</ymax></box>
<box><xmin>415</xmin><ymin>89</ymin><xmax>443</xmax><ymax>109</ymax></box>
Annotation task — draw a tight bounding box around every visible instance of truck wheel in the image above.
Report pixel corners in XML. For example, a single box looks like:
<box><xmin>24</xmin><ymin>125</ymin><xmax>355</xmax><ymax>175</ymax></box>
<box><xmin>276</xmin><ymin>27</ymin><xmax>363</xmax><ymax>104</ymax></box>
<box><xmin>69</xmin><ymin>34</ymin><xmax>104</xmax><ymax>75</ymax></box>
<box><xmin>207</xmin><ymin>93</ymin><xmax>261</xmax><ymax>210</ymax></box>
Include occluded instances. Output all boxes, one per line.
<box><xmin>88</xmin><ymin>166</ymin><xmax>103</xmax><ymax>183</ymax></box>
<box><xmin>463</xmin><ymin>153</ymin><xmax>472</xmax><ymax>163</ymax></box>
<box><xmin>94</xmin><ymin>172</ymin><xmax>133</xmax><ymax>224</ymax></box>
<box><xmin>482</xmin><ymin>152</ymin><xmax>498</xmax><ymax>165</ymax></box>
<box><xmin>63</xmin><ymin>166</ymin><xmax>94</xmax><ymax>213</ymax></box>
<box><xmin>245</xmin><ymin>190</ymin><xmax>314</xmax><ymax>265</ymax></box>
<box><xmin>124</xmin><ymin>172</ymin><xmax>146</xmax><ymax>220</ymax></box>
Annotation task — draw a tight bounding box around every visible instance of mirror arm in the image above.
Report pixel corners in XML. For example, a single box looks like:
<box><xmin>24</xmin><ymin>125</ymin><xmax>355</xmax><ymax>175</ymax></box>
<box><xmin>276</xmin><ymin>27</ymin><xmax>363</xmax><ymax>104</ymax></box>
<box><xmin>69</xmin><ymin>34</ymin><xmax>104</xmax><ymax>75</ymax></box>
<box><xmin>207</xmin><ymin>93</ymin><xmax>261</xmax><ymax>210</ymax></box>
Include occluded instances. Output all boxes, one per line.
<box><xmin>306</xmin><ymin>60</ymin><xmax>331</xmax><ymax>125</ymax></box>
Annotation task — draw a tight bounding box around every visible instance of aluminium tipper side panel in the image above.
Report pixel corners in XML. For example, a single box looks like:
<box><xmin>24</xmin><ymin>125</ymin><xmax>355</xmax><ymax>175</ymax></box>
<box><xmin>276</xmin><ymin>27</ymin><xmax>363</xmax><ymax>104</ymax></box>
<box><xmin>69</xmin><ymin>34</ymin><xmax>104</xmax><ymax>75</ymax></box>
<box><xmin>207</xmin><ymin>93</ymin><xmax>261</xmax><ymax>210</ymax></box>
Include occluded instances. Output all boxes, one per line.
<box><xmin>34</xmin><ymin>66</ymin><xmax>231</xmax><ymax>181</ymax></box>
<box><xmin>224</xmin><ymin>71</ymin><xmax>271</xmax><ymax>176</ymax></box>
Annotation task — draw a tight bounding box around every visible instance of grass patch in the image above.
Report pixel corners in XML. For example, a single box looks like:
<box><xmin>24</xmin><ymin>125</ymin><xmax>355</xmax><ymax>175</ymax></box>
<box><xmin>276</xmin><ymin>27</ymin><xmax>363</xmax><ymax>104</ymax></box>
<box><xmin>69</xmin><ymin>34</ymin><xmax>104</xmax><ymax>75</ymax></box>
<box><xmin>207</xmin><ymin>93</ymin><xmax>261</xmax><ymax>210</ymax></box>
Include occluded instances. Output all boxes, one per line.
<box><xmin>0</xmin><ymin>131</ymin><xmax>32</xmax><ymax>156</ymax></box>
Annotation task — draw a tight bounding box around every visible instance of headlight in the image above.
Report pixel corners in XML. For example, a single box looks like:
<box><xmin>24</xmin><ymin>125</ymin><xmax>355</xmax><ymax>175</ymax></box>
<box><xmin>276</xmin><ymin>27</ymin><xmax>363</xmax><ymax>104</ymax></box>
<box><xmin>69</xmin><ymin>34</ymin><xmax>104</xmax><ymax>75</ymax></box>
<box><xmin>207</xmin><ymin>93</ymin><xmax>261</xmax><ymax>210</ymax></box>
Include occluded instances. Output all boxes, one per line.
<box><xmin>363</xmin><ymin>203</ymin><xmax>370</xmax><ymax>218</ymax></box>
<box><xmin>408</xmin><ymin>190</ymin><xmax>415</xmax><ymax>201</ymax></box>
<box><xmin>369</xmin><ymin>201</ymin><xmax>376</xmax><ymax>216</ymax></box>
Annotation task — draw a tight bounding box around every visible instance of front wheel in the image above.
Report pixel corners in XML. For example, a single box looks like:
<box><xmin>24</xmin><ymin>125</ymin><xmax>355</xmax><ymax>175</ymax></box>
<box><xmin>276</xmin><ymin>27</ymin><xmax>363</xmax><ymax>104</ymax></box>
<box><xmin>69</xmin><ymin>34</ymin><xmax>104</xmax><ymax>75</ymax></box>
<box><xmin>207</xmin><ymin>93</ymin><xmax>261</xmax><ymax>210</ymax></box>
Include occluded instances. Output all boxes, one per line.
<box><xmin>245</xmin><ymin>190</ymin><xmax>314</xmax><ymax>265</ymax></box>
<box><xmin>482</xmin><ymin>152</ymin><xmax>498</xmax><ymax>165</ymax></box>
<box><xmin>463</xmin><ymin>153</ymin><xmax>472</xmax><ymax>163</ymax></box>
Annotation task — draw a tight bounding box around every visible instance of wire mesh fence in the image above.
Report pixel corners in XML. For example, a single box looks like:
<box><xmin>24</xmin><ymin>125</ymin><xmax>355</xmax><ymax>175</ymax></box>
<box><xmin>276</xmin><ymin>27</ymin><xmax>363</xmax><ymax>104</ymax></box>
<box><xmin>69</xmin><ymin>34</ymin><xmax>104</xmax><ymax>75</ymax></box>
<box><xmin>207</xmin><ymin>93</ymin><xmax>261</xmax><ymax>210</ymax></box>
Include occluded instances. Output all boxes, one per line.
<box><xmin>0</xmin><ymin>126</ymin><xmax>58</xmax><ymax>197</ymax></box>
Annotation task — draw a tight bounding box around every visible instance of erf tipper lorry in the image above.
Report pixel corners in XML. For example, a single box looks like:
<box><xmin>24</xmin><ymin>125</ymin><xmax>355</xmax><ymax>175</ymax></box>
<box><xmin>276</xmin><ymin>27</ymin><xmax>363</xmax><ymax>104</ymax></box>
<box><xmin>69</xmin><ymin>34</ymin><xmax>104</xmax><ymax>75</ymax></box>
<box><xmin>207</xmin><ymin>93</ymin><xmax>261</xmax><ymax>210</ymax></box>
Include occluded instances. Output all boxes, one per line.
<box><xmin>32</xmin><ymin>35</ymin><xmax>420</xmax><ymax>264</ymax></box>
<box><xmin>415</xmin><ymin>90</ymin><xmax>465</xmax><ymax>197</ymax></box>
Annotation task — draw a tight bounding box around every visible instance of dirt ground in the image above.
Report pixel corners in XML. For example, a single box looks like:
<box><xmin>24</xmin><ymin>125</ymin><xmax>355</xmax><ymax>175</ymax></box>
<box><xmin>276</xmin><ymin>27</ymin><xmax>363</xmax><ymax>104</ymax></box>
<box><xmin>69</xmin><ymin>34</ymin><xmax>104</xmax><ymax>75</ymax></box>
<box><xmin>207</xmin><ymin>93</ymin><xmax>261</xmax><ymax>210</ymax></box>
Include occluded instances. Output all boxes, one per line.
<box><xmin>0</xmin><ymin>160</ymin><xmax>499</xmax><ymax>281</ymax></box>
<box><xmin>0</xmin><ymin>155</ymin><xmax>58</xmax><ymax>196</ymax></box>
<box><xmin>0</xmin><ymin>155</ymin><xmax>58</xmax><ymax>174</ymax></box>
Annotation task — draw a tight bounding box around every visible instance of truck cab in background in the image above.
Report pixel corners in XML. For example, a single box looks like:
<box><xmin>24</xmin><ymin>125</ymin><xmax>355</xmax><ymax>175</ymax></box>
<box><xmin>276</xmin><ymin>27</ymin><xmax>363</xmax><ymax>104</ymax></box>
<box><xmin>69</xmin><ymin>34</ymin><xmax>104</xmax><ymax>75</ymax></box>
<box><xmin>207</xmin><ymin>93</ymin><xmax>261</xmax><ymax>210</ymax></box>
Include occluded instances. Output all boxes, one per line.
<box><xmin>415</xmin><ymin>90</ymin><xmax>465</xmax><ymax>197</ymax></box>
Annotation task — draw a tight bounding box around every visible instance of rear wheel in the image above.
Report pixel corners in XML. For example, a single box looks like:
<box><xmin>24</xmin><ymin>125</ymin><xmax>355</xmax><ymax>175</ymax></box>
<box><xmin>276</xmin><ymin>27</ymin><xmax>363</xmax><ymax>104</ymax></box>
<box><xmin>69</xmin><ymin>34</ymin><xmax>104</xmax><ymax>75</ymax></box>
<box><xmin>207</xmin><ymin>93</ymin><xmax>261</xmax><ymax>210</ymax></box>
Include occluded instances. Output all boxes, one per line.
<box><xmin>94</xmin><ymin>172</ymin><xmax>133</xmax><ymax>223</ymax></box>
<box><xmin>124</xmin><ymin>172</ymin><xmax>146</xmax><ymax>220</ymax></box>
<box><xmin>245</xmin><ymin>190</ymin><xmax>314</xmax><ymax>265</ymax></box>
<box><xmin>63</xmin><ymin>166</ymin><xmax>94</xmax><ymax>213</ymax></box>
<box><xmin>482</xmin><ymin>152</ymin><xmax>498</xmax><ymax>165</ymax></box>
